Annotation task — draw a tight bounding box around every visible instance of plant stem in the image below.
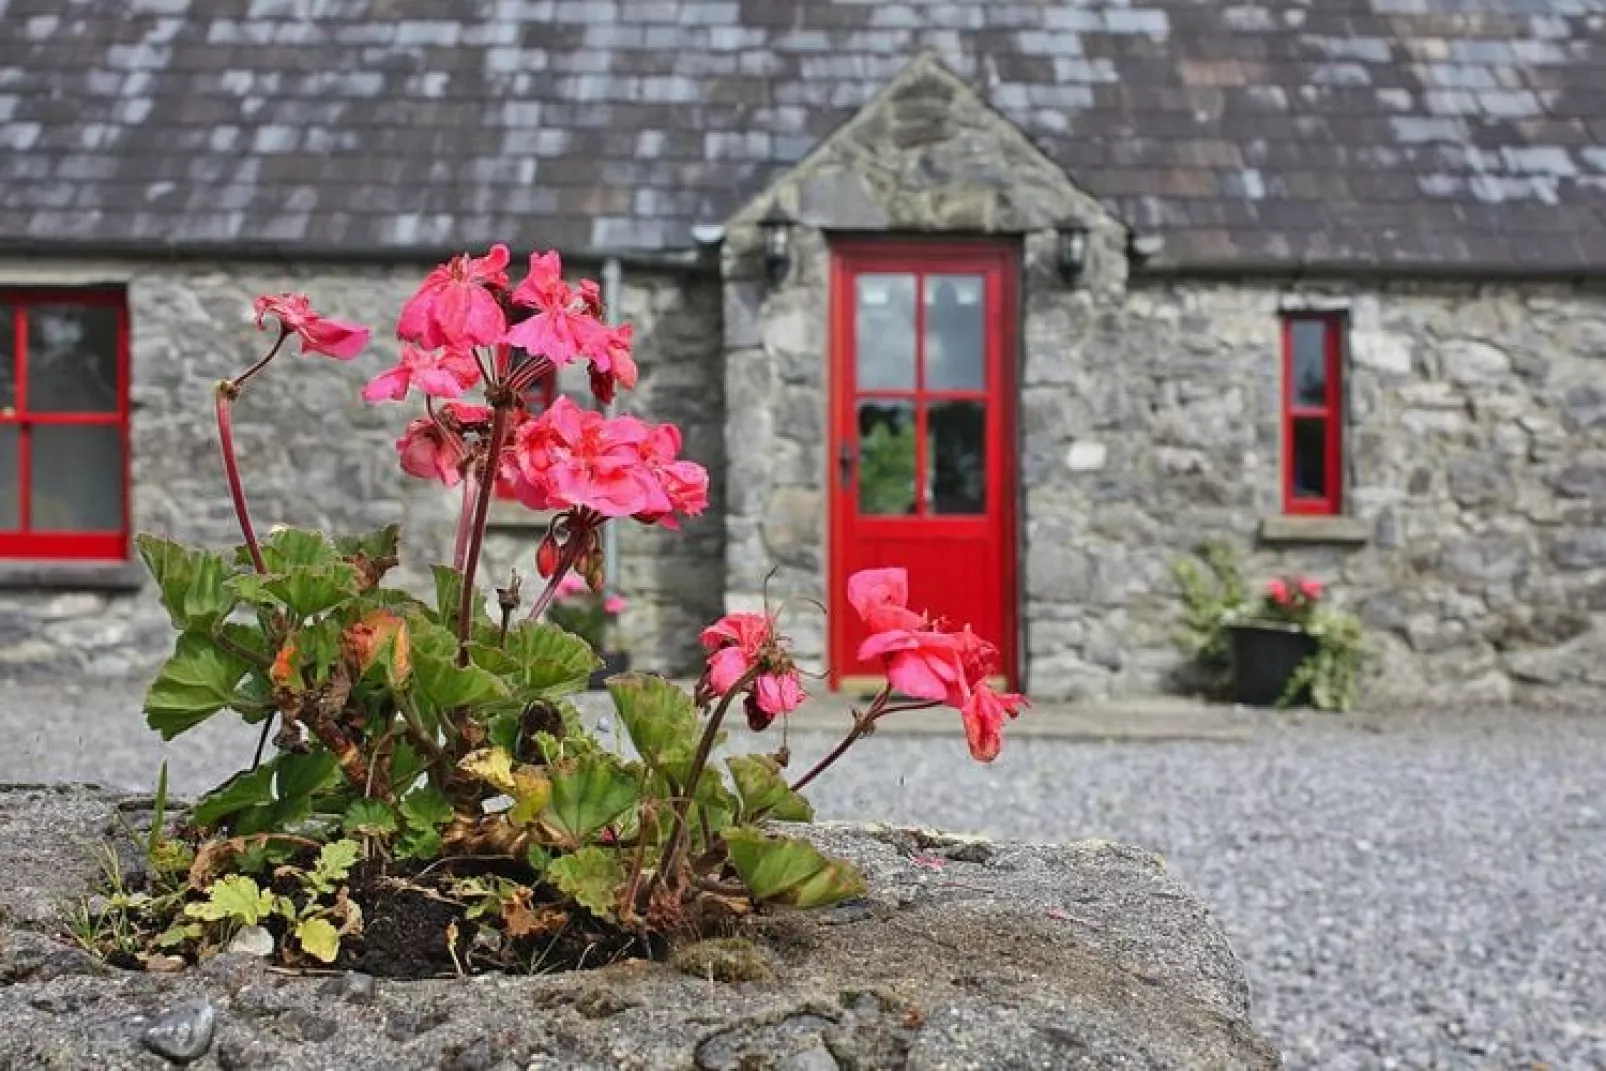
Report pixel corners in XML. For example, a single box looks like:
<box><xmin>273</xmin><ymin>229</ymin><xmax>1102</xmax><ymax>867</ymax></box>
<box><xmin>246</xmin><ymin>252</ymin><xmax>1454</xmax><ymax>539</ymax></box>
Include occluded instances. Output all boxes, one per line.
<box><xmin>787</xmin><ymin>693</ymin><xmax>940</xmax><ymax>793</ymax></box>
<box><xmin>651</xmin><ymin>662</ymin><xmax>764</xmax><ymax>897</ymax></box>
<box><xmin>452</xmin><ymin>468</ymin><xmax>480</xmax><ymax>574</ymax></box>
<box><xmin>233</xmin><ymin>328</ymin><xmax>290</xmax><ymax>393</ymax></box>
<box><xmin>214</xmin><ymin>386</ymin><xmax>266</xmax><ymax>575</ymax></box>
<box><xmin>455</xmin><ymin>403</ymin><xmax>513</xmax><ymax>660</ymax></box>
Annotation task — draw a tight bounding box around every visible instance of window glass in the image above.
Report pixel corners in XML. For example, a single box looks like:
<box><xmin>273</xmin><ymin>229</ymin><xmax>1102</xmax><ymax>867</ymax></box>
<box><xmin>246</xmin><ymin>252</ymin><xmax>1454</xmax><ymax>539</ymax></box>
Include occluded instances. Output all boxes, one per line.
<box><xmin>1290</xmin><ymin>319</ymin><xmax>1327</xmax><ymax>408</ymax></box>
<box><xmin>1290</xmin><ymin>417</ymin><xmax>1329</xmax><ymax>501</ymax></box>
<box><xmin>0</xmin><ymin>426</ymin><xmax>16</xmax><ymax>530</ymax></box>
<box><xmin>27</xmin><ymin>305</ymin><xmax>120</xmax><ymax>413</ymax></box>
<box><xmin>31</xmin><ymin>425</ymin><xmax>124</xmax><ymax>532</ymax></box>
<box><xmin>854</xmin><ymin>274</ymin><xmax>916</xmax><ymax>391</ymax></box>
<box><xmin>856</xmin><ymin>400</ymin><xmax>916</xmax><ymax>515</ymax></box>
<box><xmin>928</xmin><ymin>401</ymin><xmax>986</xmax><ymax>514</ymax></box>
<box><xmin>924</xmin><ymin>275</ymin><xmax>985</xmax><ymax>391</ymax></box>
<box><xmin>0</xmin><ymin>308</ymin><xmax>14</xmax><ymax>409</ymax></box>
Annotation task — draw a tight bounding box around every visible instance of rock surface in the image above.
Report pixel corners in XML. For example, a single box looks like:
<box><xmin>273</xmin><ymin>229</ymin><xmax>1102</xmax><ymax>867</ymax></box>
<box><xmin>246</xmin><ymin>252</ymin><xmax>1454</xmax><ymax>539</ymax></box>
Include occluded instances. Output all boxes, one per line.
<box><xmin>0</xmin><ymin>784</ymin><xmax>1278</xmax><ymax>1070</ymax></box>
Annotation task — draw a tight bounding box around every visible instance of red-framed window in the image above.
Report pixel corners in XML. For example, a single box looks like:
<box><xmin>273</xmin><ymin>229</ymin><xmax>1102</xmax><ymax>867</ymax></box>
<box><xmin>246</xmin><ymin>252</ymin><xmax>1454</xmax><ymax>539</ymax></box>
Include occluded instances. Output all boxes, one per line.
<box><xmin>1281</xmin><ymin>313</ymin><xmax>1344</xmax><ymax>516</ymax></box>
<box><xmin>0</xmin><ymin>289</ymin><xmax>131</xmax><ymax>560</ymax></box>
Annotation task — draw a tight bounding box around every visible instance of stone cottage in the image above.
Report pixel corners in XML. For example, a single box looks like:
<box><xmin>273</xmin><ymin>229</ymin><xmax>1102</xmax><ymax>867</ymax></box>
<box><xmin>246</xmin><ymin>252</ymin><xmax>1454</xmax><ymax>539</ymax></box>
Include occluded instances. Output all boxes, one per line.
<box><xmin>1</xmin><ymin>1</ymin><xmax>1604</xmax><ymax>702</ymax></box>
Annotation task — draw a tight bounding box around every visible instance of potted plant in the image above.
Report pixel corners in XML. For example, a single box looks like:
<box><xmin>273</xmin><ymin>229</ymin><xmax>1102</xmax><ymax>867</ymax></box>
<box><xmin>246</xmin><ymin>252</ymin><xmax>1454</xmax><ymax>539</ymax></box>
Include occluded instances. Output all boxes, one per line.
<box><xmin>547</xmin><ymin>572</ymin><xmax>631</xmax><ymax>688</ymax></box>
<box><xmin>1174</xmin><ymin>545</ymin><xmax>1365</xmax><ymax>711</ymax></box>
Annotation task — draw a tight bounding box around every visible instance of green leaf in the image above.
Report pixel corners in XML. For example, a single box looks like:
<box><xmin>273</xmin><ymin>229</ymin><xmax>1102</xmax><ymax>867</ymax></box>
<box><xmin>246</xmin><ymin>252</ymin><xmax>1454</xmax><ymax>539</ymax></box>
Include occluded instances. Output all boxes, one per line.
<box><xmin>432</xmin><ymin>564</ymin><xmax>489</xmax><ymax>634</ymax></box>
<box><xmin>409</xmin><ymin>615</ymin><xmax>509</xmax><ymax>713</ymax></box>
<box><xmin>187</xmin><ymin>874</ymin><xmax>277</xmax><ymax>925</ymax></box>
<box><xmin>156</xmin><ymin>922</ymin><xmax>203</xmax><ymax>949</ymax></box>
<box><xmin>334</xmin><ymin>524</ymin><xmax>400</xmax><ymax>561</ymax></box>
<box><xmin>399</xmin><ymin>786</ymin><xmax>453</xmax><ymax>831</ymax></box>
<box><xmin>546</xmin><ymin>846</ymin><xmax>625</xmax><ymax>922</ymax></box>
<box><xmin>543</xmin><ymin>755</ymin><xmax>640</xmax><ymax>845</ymax></box>
<box><xmin>525</xmin><ymin>845</ymin><xmax>551</xmax><ymax>877</ymax></box>
<box><xmin>724</xmin><ymin>827</ymin><xmax>865</xmax><ymax>908</ymax></box>
<box><xmin>255</xmin><ymin>527</ymin><xmax>343</xmax><ymax>571</ymax></box>
<box><xmin>343</xmin><ymin>799</ymin><xmax>398</xmax><ymax>838</ymax></box>
<box><xmin>496</xmin><ymin>622</ymin><xmax>600</xmax><ymax>699</ymax></box>
<box><xmin>398</xmin><ymin>827</ymin><xmax>442</xmax><ymax>861</ymax></box>
<box><xmin>727</xmin><ymin>755</ymin><xmax>814</xmax><ymax>824</ymax></box>
<box><xmin>192</xmin><ymin>765</ymin><xmax>276</xmax><ymax>830</ymax></box>
<box><xmin>135</xmin><ymin>534</ymin><xmax>237</xmax><ymax>634</ymax></box>
<box><xmin>294</xmin><ymin>917</ymin><xmax>341</xmax><ymax>964</ymax></box>
<box><xmin>144</xmin><ymin>634</ymin><xmax>253</xmax><ymax>740</ymax></box>
<box><xmin>608</xmin><ymin>674</ymin><xmax>698</xmax><ymax>775</ymax></box>
<box><xmin>305</xmin><ymin>839</ymin><xmax>361</xmax><ymax>895</ymax></box>
<box><xmin>228</xmin><ymin>563</ymin><xmax>362</xmax><ymax>620</ymax></box>
<box><xmin>148</xmin><ymin>760</ymin><xmax>170</xmax><ymax>861</ymax></box>
<box><xmin>276</xmin><ymin>750</ymin><xmax>339</xmax><ymax>809</ymax></box>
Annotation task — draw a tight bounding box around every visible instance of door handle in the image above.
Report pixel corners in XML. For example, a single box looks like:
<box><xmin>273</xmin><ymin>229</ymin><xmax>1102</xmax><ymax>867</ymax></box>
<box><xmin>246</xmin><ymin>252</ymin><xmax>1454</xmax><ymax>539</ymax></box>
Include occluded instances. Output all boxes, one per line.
<box><xmin>838</xmin><ymin>442</ymin><xmax>854</xmax><ymax>491</ymax></box>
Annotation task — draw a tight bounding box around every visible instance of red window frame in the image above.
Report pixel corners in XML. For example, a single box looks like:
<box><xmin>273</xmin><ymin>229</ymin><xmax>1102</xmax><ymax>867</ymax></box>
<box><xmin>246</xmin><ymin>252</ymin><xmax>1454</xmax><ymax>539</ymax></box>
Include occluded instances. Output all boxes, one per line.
<box><xmin>0</xmin><ymin>288</ymin><xmax>131</xmax><ymax>560</ymax></box>
<box><xmin>1281</xmin><ymin>313</ymin><xmax>1344</xmax><ymax>516</ymax></box>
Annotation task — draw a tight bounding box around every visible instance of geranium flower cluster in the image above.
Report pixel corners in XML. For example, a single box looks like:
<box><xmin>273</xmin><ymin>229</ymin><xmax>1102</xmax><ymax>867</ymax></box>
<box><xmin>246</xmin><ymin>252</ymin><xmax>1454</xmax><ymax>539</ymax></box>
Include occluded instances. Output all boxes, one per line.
<box><xmin>354</xmin><ymin>244</ymin><xmax>707</xmax><ymax>551</ymax></box>
<box><xmin>696</xmin><ymin>568</ymin><xmax>1027</xmax><ymax>764</ymax></box>
<box><xmin>846</xmin><ymin>568</ymin><xmax>1027</xmax><ymax>762</ymax></box>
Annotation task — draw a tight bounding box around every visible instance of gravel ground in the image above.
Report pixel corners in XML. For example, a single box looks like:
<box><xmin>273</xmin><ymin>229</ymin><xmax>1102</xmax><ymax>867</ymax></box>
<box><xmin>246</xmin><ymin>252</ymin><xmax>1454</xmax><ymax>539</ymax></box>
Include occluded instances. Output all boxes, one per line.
<box><xmin>3</xmin><ymin>679</ymin><xmax>1604</xmax><ymax>1069</ymax></box>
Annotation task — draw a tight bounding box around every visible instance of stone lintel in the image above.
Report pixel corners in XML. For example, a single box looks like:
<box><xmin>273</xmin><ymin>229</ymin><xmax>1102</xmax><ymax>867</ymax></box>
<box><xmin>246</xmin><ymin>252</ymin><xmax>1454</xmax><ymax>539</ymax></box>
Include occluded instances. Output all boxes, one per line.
<box><xmin>1258</xmin><ymin>515</ymin><xmax>1371</xmax><ymax>546</ymax></box>
<box><xmin>0</xmin><ymin>561</ymin><xmax>145</xmax><ymax>592</ymax></box>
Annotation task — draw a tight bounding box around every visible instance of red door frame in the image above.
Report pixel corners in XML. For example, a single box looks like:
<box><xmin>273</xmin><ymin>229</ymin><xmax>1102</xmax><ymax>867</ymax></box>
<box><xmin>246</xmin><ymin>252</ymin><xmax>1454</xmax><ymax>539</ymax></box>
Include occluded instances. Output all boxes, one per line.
<box><xmin>826</xmin><ymin>238</ymin><xmax>1020</xmax><ymax>690</ymax></box>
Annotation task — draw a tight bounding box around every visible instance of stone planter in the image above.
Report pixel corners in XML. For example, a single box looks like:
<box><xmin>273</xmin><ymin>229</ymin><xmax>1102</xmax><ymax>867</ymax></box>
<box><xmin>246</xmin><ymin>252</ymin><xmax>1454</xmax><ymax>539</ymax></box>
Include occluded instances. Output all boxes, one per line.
<box><xmin>1228</xmin><ymin>621</ymin><xmax>1316</xmax><ymax>707</ymax></box>
<box><xmin>0</xmin><ymin>785</ymin><xmax>1280</xmax><ymax>1069</ymax></box>
<box><xmin>588</xmin><ymin>649</ymin><xmax>631</xmax><ymax>690</ymax></box>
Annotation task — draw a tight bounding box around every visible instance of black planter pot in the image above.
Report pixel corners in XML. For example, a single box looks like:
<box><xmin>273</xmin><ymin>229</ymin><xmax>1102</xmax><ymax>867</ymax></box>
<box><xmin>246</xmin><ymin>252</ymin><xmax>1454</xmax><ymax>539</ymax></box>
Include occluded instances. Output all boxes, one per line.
<box><xmin>588</xmin><ymin>650</ymin><xmax>631</xmax><ymax>690</ymax></box>
<box><xmin>1227</xmin><ymin>623</ymin><xmax>1316</xmax><ymax>707</ymax></box>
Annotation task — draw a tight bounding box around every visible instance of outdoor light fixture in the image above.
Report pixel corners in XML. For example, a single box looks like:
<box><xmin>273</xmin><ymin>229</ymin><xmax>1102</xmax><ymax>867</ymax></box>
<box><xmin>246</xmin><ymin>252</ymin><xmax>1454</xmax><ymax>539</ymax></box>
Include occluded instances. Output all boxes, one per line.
<box><xmin>760</xmin><ymin>202</ymin><xmax>792</xmax><ymax>284</ymax></box>
<box><xmin>1057</xmin><ymin>219</ymin><xmax>1090</xmax><ymax>284</ymax></box>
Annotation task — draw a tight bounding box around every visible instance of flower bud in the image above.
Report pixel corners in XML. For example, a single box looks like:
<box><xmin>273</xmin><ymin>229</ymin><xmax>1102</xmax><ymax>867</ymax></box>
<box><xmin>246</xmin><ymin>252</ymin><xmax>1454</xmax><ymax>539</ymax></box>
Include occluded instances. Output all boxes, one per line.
<box><xmin>535</xmin><ymin>533</ymin><xmax>561</xmax><ymax>578</ymax></box>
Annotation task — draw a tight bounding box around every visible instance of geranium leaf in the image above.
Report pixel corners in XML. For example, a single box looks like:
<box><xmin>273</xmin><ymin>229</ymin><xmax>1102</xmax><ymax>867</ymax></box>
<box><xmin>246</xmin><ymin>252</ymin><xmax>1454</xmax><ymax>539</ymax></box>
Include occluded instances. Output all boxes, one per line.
<box><xmin>135</xmin><ymin>534</ymin><xmax>237</xmax><ymax>634</ymax></box>
<box><xmin>431</xmin><ymin>565</ymin><xmax>489</xmax><ymax>634</ymax></box>
<box><xmin>459</xmin><ymin>747</ymin><xmax>518</xmax><ymax>794</ymax></box>
<box><xmin>187</xmin><ymin>875</ymin><xmax>277</xmax><ymax>925</ymax></box>
<box><xmin>228</xmin><ymin>564</ymin><xmax>362</xmax><ymax>620</ymax></box>
<box><xmin>727</xmin><ymin>755</ymin><xmax>814</xmax><ymax>823</ymax></box>
<box><xmin>546</xmin><ymin>847</ymin><xmax>625</xmax><ymax>922</ymax></box>
<box><xmin>495</xmin><ymin>621</ymin><xmax>600</xmax><ymax>699</ymax></box>
<box><xmin>608</xmin><ymin>674</ymin><xmax>698</xmax><ymax>774</ymax></box>
<box><xmin>306</xmin><ymin>839</ymin><xmax>361</xmax><ymax>894</ymax></box>
<box><xmin>334</xmin><ymin>524</ymin><xmax>400</xmax><ymax>563</ymax></box>
<box><xmin>724</xmin><ymin>827</ymin><xmax>865</xmax><ymax>908</ymax></box>
<box><xmin>255</xmin><ymin>527</ymin><xmax>343</xmax><ymax>571</ymax></box>
<box><xmin>192</xmin><ymin>765</ymin><xmax>276</xmax><ymax>829</ymax></box>
<box><xmin>342</xmin><ymin>799</ymin><xmax>398</xmax><ymax>838</ymax></box>
<box><xmin>398</xmin><ymin>827</ymin><xmax>443</xmax><ymax>861</ymax></box>
<box><xmin>507</xmin><ymin>768</ymin><xmax>552</xmax><ymax>828</ymax></box>
<box><xmin>409</xmin><ymin>615</ymin><xmax>508</xmax><ymax>712</ymax></box>
<box><xmin>144</xmin><ymin>634</ymin><xmax>253</xmax><ymax>740</ymax></box>
<box><xmin>399</xmin><ymin>786</ymin><xmax>454</xmax><ymax>831</ymax></box>
<box><xmin>294</xmin><ymin>918</ymin><xmax>341</xmax><ymax>964</ymax></box>
<box><xmin>543</xmin><ymin>755</ymin><xmax>639</xmax><ymax>844</ymax></box>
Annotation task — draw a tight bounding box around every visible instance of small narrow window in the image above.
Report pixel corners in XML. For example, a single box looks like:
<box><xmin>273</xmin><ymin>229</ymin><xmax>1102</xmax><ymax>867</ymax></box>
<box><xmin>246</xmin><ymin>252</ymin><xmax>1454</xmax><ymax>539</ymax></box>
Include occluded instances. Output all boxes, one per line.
<box><xmin>1282</xmin><ymin>313</ymin><xmax>1343</xmax><ymax>516</ymax></box>
<box><xmin>0</xmin><ymin>289</ymin><xmax>130</xmax><ymax>560</ymax></box>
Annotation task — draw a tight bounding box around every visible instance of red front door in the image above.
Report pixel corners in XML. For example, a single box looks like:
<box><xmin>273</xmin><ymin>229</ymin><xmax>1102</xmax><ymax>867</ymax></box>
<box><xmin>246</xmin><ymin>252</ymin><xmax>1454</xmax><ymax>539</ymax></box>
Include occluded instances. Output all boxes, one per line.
<box><xmin>828</xmin><ymin>240</ymin><xmax>1019</xmax><ymax>692</ymax></box>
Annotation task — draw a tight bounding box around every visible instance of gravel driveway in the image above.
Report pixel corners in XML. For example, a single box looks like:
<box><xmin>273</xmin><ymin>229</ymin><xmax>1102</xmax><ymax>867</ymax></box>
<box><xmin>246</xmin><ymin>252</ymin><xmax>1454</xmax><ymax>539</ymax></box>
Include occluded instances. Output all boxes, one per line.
<box><xmin>3</xmin><ymin>679</ymin><xmax>1603</xmax><ymax>1069</ymax></box>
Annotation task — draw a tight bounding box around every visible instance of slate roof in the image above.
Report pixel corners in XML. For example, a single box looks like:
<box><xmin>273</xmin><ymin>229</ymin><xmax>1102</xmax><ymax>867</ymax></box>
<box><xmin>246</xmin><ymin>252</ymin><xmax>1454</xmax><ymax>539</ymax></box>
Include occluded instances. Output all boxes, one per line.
<box><xmin>2</xmin><ymin>0</ymin><xmax>1605</xmax><ymax>271</ymax></box>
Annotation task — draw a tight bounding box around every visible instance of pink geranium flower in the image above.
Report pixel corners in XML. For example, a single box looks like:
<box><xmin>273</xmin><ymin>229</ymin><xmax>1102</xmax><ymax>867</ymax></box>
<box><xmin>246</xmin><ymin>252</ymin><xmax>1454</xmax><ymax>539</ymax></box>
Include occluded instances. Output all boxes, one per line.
<box><xmin>361</xmin><ymin>343</ymin><xmax>482</xmax><ymax>402</ymax></box>
<box><xmin>507</xmin><ymin>397</ymin><xmax>659</xmax><ymax>517</ymax></box>
<box><xmin>553</xmin><ymin>572</ymin><xmax>590</xmax><ymax>600</ymax></box>
<box><xmin>504</xmin><ymin>251</ymin><xmax>599</xmax><ymax>369</ymax></box>
<box><xmin>395</xmin><ymin>417</ymin><xmax>464</xmax><ymax>487</ymax></box>
<box><xmin>588</xmin><ymin>323</ymin><xmax>639</xmax><ymax>404</ymax></box>
<box><xmin>1297</xmin><ymin>577</ymin><xmax>1324</xmax><ymax>601</ymax></box>
<box><xmin>603</xmin><ymin>595</ymin><xmax>628</xmax><ymax>615</ymax></box>
<box><xmin>252</xmin><ymin>293</ymin><xmax>370</xmax><ymax>360</ymax></box>
<box><xmin>961</xmin><ymin>682</ymin><xmax>1028</xmax><ymax>763</ymax></box>
<box><xmin>632</xmin><ymin>423</ymin><xmax>710</xmax><ymax>529</ymax></box>
<box><xmin>1266</xmin><ymin>578</ymin><xmax>1290</xmax><ymax>606</ymax></box>
<box><xmin>847</xmin><ymin>567</ymin><xmax>927</xmax><ymax>634</ymax></box>
<box><xmin>398</xmin><ymin>244</ymin><xmax>510</xmax><ymax>349</ymax></box>
<box><xmin>699</xmin><ymin>611</ymin><xmax>805</xmax><ymax>728</ymax></box>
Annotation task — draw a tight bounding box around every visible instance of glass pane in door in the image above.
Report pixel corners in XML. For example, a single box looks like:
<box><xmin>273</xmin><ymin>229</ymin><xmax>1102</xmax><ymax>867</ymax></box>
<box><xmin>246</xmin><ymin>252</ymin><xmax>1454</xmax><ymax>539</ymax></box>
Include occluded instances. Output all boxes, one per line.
<box><xmin>854</xmin><ymin>274</ymin><xmax>916</xmax><ymax>390</ymax></box>
<box><xmin>928</xmin><ymin>400</ymin><xmax>986</xmax><ymax>514</ymax></box>
<box><xmin>924</xmin><ymin>275</ymin><xmax>985</xmax><ymax>391</ymax></box>
<box><xmin>26</xmin><ymin>305</ymin><xmax>120</xmax><ymax>413</ymax></box>
<box><xmin>856</xmin><ymin>400</ymin><xmax>916</xmax><ymax>515</ymax></box>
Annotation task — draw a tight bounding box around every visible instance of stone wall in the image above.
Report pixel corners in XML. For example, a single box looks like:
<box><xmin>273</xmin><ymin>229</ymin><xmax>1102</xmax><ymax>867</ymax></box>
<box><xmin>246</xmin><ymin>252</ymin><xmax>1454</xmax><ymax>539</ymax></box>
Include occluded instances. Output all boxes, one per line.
<box><xmin>0</xmin><ymin>259</ymin><xmax>725</xmax><ymax>679</ymax></box>
<box><xmin>1025</xmin><ymin>277</ymin><xmax>1606</xmax><ymax>704</ymax></box>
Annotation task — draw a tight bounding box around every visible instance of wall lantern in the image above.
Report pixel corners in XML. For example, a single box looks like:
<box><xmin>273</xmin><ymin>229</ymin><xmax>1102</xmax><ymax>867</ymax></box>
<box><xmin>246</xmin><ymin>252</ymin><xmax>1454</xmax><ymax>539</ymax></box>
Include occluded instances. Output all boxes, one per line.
<box><xmin>1056</xmin><ymin>219</ymin><xmax>1090</xmax><ymax>284</ymax></box>
<box><xmin>760</xmin><ymin>202</ymin><xmax>792</xmax><ymax>284</ymax></box>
